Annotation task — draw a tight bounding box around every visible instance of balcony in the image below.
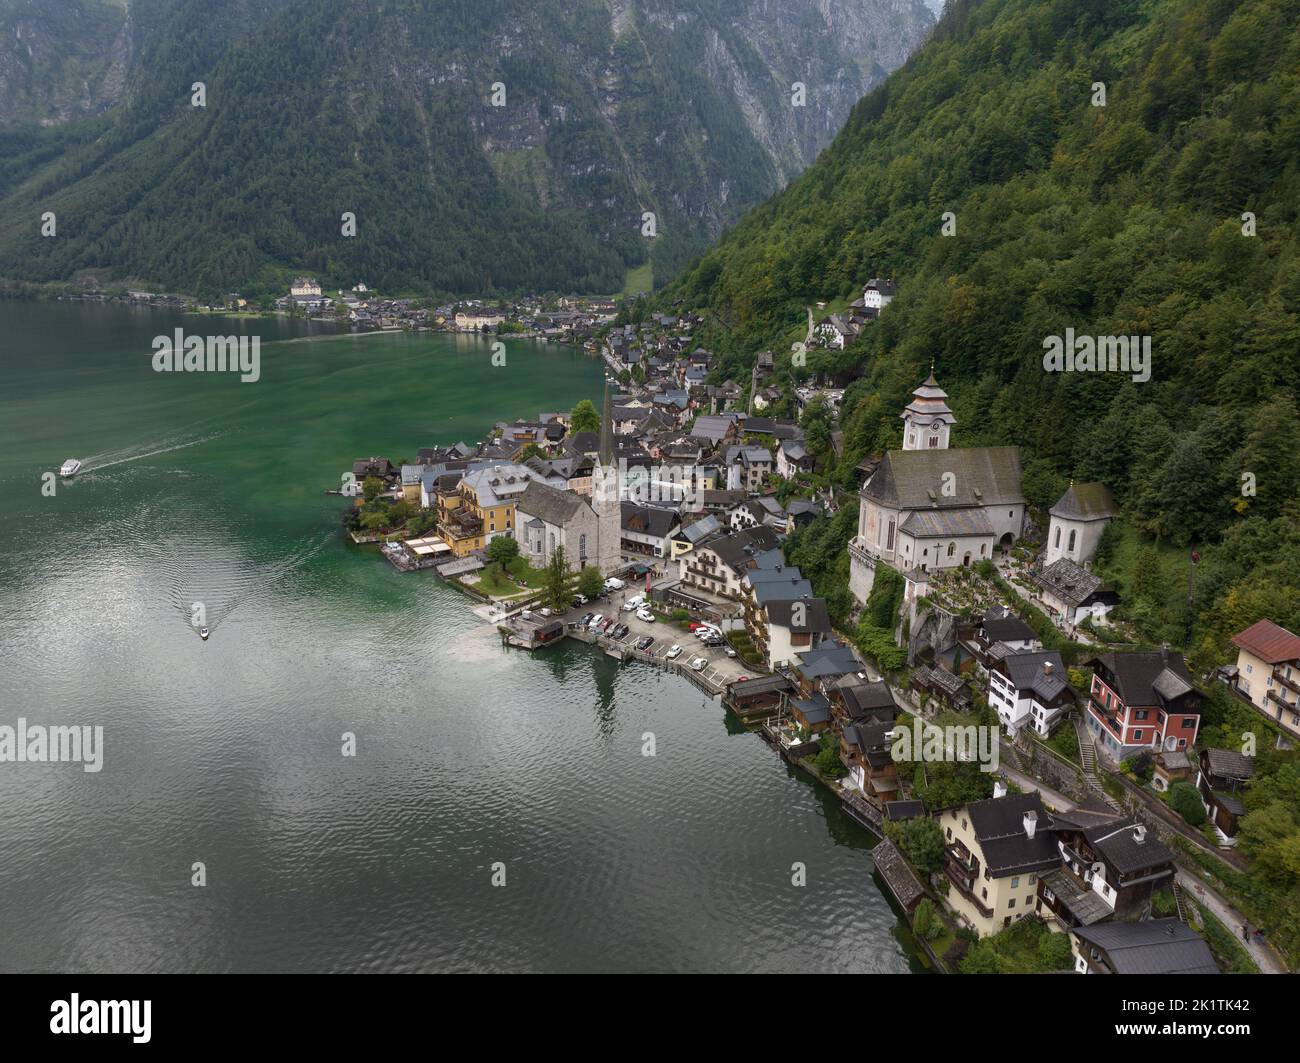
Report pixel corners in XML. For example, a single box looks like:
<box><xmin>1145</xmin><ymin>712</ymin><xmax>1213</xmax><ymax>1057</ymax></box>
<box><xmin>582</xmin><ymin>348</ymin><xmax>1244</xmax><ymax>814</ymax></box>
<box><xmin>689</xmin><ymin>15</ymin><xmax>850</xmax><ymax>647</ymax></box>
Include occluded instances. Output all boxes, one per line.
<box><xmin>1272</xmin><ymin>669</ymin><xmax>1300</xmax><ymax>697</ymax></box>
<box><xmin>441</xmin><ymin>511</ymin><xmax>484</xmax><ymax>538</ymax></box>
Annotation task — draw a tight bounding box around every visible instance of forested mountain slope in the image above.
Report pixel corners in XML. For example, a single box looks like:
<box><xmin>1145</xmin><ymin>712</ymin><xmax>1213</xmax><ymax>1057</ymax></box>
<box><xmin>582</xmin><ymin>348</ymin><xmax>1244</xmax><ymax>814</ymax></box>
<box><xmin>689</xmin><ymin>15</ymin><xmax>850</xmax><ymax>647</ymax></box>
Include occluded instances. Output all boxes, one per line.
<box><xmin>663</xmin><ymin>0</ymin><xmax>1300</xmax><ymax>660</ymax></box>
<box><xmin>0</xmin><ymin>0</ymin><xmax>934</xmax><ymax>296</ymax></box>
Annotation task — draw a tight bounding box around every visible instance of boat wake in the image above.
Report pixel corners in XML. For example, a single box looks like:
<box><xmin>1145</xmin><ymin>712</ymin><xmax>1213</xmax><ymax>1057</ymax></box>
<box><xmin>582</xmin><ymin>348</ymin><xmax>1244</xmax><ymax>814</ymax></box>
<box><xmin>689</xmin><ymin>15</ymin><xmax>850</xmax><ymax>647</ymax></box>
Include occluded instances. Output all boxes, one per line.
<box><xmin>77</xmin><ymin>429</ymin><xmax>224</xmax><ymax>475</ymax></box>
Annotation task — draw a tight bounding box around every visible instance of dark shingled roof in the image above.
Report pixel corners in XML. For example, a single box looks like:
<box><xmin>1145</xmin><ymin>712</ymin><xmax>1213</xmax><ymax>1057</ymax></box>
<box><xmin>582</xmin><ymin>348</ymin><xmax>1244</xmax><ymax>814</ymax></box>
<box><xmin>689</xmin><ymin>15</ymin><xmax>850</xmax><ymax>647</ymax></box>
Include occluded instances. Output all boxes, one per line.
<box><xmin>885</xmin><ymin>799</ymin><xmax>926</xmax><ymax>822</ymax></box>
<box><xmin>840</xmin><ymin>680</ymin><xmax>898</xmax><ymax>721</ymax></box>
<box><xmin>766</xmin><ymin>597</ymin><xmax>832</xmax><ymax>634</ymax></box>
<box><xmin>966</xmin><ymin>792</ymin><xmax>1059</xmax><ymax>878</ymax></box>
<box><xmin>515</xmin><ymin>480</ymin><xmax>590</xmax><ymax>527</ymax></box>
<box><xmin>1050</xmin><ymin>481</ymin><xmax>1117</xmax><ymax>520</ymax></box>
<box><xmin>982</xmin><ymin>606</ymin><xmax>1037</xmax><ymax>644</ymax></box>
<box><xmin>1090</xmin><ymin>650</ymin><xmax>1198</xmax><ymax>709</ymax></box>
<box><xmin>1033</xmin><ymin>557</ymin><xmax>1105</xmax><ymax>608</ymax></box>
<box><xmin>1072</xmin><ymin>919</ymin><xmax>1219</xmax><ymax>974</ymax></box>
<box><xmin>1083</xmin><ymin>820</ymin><xmax>1175</xmax><ymax>874</ymax></box>
<box><xmin>1203</xmin><ymin>748</ymin><xmax>1255</xmax><ymax>781</ymax></box>
<box><xmin>1001</xmin><ymin>650</ymin><xmax>1070</xmax><ymax>702</ymax></box>
<box><xmin>864</xmin><ymin>446</ymin><xmax>1024</xmax><ymax>510</ymax></box>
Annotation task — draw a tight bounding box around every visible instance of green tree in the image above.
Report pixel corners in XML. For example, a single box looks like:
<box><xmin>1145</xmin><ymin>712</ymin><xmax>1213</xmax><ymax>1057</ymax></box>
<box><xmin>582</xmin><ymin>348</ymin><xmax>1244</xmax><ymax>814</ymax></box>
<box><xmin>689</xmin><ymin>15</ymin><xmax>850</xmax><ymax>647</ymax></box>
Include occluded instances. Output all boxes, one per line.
<box><xmin>487</xmin><ymin>536</ymin><xmax>520</xmax><ymax>566</ymax></box>
<box><xmin>362</xmin><ymin>476</ymin><xmax>384</xmax><ymax>502</ymax></box>
<box><xmin>578</xmin><ymin>565</ymin><xmax>605</xmax><ymax>600</ymax></box>
<box><xmin>887</xmin><ymin>815</ymin><xmax>947</xmax><ymax>875</ymax></box>
<box><xmin>543</xmin><ymin>544</ymin><xmax>570</xmax><ymax>612</ymax></box>
<box><xmin>569</xmin><ymin>399</ymin><xmax>601</xmax><ymax>435</ymax></box>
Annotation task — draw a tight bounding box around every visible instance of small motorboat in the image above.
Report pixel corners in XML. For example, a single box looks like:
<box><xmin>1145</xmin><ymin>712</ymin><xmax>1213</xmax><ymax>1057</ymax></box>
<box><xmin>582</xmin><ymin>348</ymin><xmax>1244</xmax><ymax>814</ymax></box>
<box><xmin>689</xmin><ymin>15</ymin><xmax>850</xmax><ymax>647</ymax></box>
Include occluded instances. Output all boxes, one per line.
<box><xmin>199</xmin><ymin>627</ymin><xmax>210</xmax><ymax>641</ymax></box>
<box><xmin>59</xmin><ymin>458</ymin><xmax>82</xmax><ymax>477</ymax></box>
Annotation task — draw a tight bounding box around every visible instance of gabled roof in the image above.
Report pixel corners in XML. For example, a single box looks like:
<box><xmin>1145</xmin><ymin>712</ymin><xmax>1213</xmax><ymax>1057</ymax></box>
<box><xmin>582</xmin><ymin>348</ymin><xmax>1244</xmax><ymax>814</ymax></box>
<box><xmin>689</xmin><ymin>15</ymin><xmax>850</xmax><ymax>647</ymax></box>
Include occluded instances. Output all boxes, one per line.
<box><xmin>1231</xmin><ymin>618</ymin><xmax>1300</xmax><ymax>664</ymax></box>
<box><xmin>1084</xmin><ymin>820</ymin><xmax>1175</xmax><ymax>874</ymax></box>
<box><xmin>981</xmin><ymin>606</ymin><xmax>1037</xmax><ymax>644</ymax></box>
<box><xmin>515</xmin><ymin>480</ymin><xmax>592</xmax><ymax>527</ymax></box>
<box><xmin>620</xmin><ymin>502</ymin><xmax>680</xmax><ymax>538</ymax></box>
<box><xmin>1050</xmin><ymin>481</ymin><xmax>1117</xmax><ymax>521</ymax></box>
<box><xmin>1033</xmin><ymin>557</ymin><xmax>1106</xmax><ymax>608</ymax></box>
<box><xmin>864</xmin><ymin>447</ymin><xmax>1023</xmax><ymax>510</ymax></box>
<box><xmin>965</xmin><ymin>792</ymin><xmax>1059</xmax><ymax>877</ymax></box>
<box><xmin>766</xmin><ymin>597</ymin><xmax>832</xmax><ymax>634</ymax></box>
<box><xmin>795</xmin><ymin>642</ymin><xmax>864</xmax><ymax>679</ymax></box>
<box><xmin>1090</xmin><ymin>650</ymin><xmax>1199</xmax><ymax>710</ymax></box>
<box><xmin>1203</xmin><ymin>748</ymin><xmax>1255</xmax><ymax>781</ymax></box>
<box><xmin>1000</xmin><ymin>650</ymin><xmax>1070</xmax><ymax>702</ymax></box>
<box><xmin>1072</xmin><ymin>920</ymin><xmax>1219</xmax><ymax>974</ymax></box>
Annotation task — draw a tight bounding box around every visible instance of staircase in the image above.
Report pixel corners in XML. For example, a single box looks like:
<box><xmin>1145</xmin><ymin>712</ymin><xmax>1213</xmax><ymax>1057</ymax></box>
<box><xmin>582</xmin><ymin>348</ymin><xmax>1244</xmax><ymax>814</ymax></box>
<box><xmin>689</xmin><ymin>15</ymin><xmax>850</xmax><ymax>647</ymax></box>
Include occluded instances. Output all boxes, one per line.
<box><xmin>1171</xmin><ymin>879</ymin><xmax>1190</xmax><ymax>924</ymax></box>
<box><xmin>1074</xmin><ymin>717</ymin><xmax>1124</xmax><ymax>813</ymax></box>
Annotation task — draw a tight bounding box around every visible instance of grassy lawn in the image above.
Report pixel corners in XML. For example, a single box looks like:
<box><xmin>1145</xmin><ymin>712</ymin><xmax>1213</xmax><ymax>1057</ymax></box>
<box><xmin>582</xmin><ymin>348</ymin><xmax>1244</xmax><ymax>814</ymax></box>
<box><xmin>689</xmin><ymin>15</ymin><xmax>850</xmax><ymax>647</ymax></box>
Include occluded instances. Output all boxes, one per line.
<box><xmin>622</xmin><ymin>262</ymin><xmax>653</xmax><ymax>297</ymax></box>
<box><xmin>472</xmin><ymin>558</ymin><xmax>546</xmax><ymax>598</ymax></box>
<box><xmin>1192</xmin><ymin>901</ymin><xmax>1260</xmax><ymax>974</ymax></box>
<box><xmin>1044</xmin><ymin>722</ymin><xmax>1080</xmax><ymax>764</ymax></box>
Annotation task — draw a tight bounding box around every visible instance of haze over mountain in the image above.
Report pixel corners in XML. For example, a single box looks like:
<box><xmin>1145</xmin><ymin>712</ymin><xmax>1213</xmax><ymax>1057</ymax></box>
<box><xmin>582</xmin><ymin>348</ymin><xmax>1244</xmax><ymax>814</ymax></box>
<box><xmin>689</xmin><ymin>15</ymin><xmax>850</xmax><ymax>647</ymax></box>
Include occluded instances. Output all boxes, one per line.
<box><xmin>0</xmin><ymin>0</ymin><xmax>934</xmax><ymax>296</ymax></box>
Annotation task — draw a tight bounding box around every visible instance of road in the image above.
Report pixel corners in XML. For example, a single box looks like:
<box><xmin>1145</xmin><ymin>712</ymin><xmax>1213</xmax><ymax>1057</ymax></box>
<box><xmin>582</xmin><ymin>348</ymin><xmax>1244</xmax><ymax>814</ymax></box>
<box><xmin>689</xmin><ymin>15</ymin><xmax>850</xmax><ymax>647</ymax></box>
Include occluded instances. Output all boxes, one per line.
<box><xmin>1174</xmin><ymin>869</ymin><xmax>1287</xmax><ymax>974</ymax></box>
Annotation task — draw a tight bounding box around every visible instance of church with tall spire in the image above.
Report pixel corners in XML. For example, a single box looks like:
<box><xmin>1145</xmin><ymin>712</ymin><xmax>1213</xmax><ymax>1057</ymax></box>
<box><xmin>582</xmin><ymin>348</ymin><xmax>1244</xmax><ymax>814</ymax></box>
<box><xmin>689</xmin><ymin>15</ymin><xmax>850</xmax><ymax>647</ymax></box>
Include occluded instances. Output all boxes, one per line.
<box><xmin>848</xmin><ymin>369</ymin><xmax>1025</xmax><ymax>606</ymax></box>
<box><xmin>593</xmin><ymin>384</ymin><xmax>623</xmax><ymax>575</ymax></box>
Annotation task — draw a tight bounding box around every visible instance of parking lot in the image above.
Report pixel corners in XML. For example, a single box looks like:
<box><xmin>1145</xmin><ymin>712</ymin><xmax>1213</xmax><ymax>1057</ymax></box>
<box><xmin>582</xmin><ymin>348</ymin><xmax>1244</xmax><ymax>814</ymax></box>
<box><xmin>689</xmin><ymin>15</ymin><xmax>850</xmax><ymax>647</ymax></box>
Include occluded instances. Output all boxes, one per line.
<box><xmin>569</xmin><ymin>584</ymin><xmax>755</xmax><ymax>689</ymax></box>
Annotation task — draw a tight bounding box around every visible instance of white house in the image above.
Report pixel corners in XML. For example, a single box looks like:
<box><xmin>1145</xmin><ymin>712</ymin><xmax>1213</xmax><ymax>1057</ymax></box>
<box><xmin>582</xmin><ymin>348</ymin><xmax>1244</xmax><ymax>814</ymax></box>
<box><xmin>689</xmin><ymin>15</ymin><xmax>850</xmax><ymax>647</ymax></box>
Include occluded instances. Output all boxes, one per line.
<box><xmin>1045</xmin><ymin>482</ymin><xmax>1116</xmax><ymax>567</ymax></box>
<box><xmin>987</xmin><ymin>650</ymin><xmax>1074</xmax><ymax>737</ymax></box>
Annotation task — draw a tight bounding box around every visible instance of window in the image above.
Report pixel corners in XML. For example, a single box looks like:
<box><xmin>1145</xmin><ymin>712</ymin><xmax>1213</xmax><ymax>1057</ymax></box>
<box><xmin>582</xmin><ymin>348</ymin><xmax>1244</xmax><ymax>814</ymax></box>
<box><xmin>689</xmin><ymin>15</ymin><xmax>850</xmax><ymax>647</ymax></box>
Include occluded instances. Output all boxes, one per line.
<box><xmin>1008</xmin><ymin>898</ymin><xmax>1016</xmax><ymax>909</ymax></box>
<box><xmin>982</xmin><ymin>887</ymin><xmax>988</xmax><ymax>899</ymax></box>
<box><xmin>1182</xmin><ymin>718</ymin><xmax>1196</xmax><ymax>728</ymax></box>
<box><xmin>1011</xmin><ymin>877</ymin><xmax>1020</xmax><ymax>888</ymax></box>
<box><xmin>947</xmin><ymin>542</ymin><xmax>956</xmax><ymax>558</ymax></box>
<box><xmin>1133</xmin><ymin>730</ymin><xmax>1143</xmax><ymax>741</ymax></box>
<box><xmin>1054</xmin><ymin>527</ymin><xmax>1061</xmax><ymax>548</ymax></box>
<box><xmin>1135</xmin><ymin>710</ymin><xmax>1148</xmax><ymax>720</ymax></box>
<box><xmin>1067</xmin><ymin>529</ymin><xmax>1076</xmax><ymax>552</ymax></box>
<box><xmin>1029</xmin><ymin>874</ymin><xmax>1037</xmax><ymax>885</ymax></box>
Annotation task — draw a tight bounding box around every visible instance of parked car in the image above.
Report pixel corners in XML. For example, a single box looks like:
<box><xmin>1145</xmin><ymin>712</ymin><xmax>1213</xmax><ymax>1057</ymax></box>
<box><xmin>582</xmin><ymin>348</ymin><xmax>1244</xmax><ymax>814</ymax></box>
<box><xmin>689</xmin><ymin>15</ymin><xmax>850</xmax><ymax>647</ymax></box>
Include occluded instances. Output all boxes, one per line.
<box><xmin>520</xmin><ymin>609</ymin><xmax>536</xmax><ymax>620</ymax></box>
<box><xmin>539</xmin><ymin>607</ymin><xmax>553</xmax><ymax>617</ymax></box>
<box><xmin>725</xmin><ymin>648</ymin><xmax>737</xmax><ymax>658</ymax></box>
<box><xmin>573</xmin><ymin>594</ymin><xmax>588</xmax><ymax>606</ymax></box>
<box><xmin>622</xmin><ymin>595</ymin><xmax>645</xmax><ymax>612</ymax></box>
<box><xmin>635</xmin><ymin>635</ymin><xmax>654</xmax><ymax>651</ymax></box>
<box><xmin>579</xmin><ymin>612</ymin><xmax>595</xmax><ymax>626</ymax></box>
<box><xmin>691</xmin><ymin>657</ymin><xmax>708</xmax><ymax>671</ymax></box>
<box><xmin>612</xmin><ymin>624</ymin><xmax>630</xmax><ymax>640</ymax></box>
<box><xmin>604</xmin><ymin>577</ymin><xmax>625</xmax><ymax>591</ymax></box>
<box><xmin>636</xmin><ymin>608</ymin><xmax>655</xmax><ymax>623</ymax></box>
<box><xmin>665</xmin><ymin>645</ymin><xmax>682</xmax><ymax>660</ymax></box>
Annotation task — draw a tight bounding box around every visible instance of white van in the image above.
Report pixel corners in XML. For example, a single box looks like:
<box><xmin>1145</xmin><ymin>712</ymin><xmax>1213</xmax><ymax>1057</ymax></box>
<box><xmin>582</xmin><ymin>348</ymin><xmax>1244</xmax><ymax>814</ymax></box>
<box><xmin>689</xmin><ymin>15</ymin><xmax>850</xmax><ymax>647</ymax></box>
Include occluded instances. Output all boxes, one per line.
<box><xmin>603</xmin><ymin>577</ymin><xmax>625</xmax><ymax>591</ymax></box>
<box><xmin>622</xmin><ymin>594</ymin><xmax>646</xmax><ymax>612</ymax></box>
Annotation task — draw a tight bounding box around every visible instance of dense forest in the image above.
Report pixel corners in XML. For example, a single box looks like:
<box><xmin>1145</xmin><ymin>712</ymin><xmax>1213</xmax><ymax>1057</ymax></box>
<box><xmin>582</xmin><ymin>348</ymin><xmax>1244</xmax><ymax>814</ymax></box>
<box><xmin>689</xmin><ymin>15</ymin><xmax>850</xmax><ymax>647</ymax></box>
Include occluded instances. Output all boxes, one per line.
<box><xmin>0</xmin><ymin>0</ymin><xmax>933</xmax><ymax>298</ymax></box>
<box><xmin>662</xmin><ymin>0</ymin><xmax>1300</xmax><ymax>667</ymax></box>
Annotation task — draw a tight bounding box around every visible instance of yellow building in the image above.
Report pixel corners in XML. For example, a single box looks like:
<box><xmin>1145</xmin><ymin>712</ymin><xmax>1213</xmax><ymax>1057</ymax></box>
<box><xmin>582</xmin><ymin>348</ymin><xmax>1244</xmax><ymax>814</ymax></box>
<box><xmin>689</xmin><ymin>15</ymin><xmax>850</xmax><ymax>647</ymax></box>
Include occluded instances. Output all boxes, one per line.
<box><xmin>1230</xmin><ymin>618</ymin><xmax>1300</xmax><ymax>740</ymax></box>
<box><xmin>436</xmin><ymin>463</ymin><xmax>545</xmax><ymax>558</ymax></box>
<box><xmin>938</xmin><ymin>791</ymin><xmax>1059</xmax><ymax>938</ymax></box>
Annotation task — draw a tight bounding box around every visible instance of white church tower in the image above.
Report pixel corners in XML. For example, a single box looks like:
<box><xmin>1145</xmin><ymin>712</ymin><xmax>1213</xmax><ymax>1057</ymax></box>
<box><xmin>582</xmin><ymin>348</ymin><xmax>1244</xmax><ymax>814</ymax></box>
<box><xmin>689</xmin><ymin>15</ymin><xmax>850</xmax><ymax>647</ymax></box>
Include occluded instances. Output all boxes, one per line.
<box><xmin>901</xmin><ymin>369</ymin><xmax>955</xmax><ymax>451</ymax></box>
<box><xmin>593</xmin><ymin>385</ymin><xmax>623</xmax><ymax>576</ymax></box>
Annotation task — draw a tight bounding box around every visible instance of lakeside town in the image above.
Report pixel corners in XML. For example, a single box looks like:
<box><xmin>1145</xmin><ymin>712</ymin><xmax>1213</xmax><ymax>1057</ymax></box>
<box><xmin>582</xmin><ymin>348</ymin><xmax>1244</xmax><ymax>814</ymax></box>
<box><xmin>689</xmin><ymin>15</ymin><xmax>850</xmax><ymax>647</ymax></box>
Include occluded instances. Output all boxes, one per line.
<box><xmin>331</xmin><ymin>270</ymin><xmax>1298</xmax><ymax>976</ymax></box>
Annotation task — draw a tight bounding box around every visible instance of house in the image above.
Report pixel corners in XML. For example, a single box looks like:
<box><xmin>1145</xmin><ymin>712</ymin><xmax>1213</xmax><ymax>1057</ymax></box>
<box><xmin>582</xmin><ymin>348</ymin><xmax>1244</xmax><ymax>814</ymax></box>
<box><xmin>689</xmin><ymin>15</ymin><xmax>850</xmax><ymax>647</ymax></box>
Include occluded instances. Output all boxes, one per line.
<box><xmin>620</xmin><ymin>503</ymin><xmax>680</xmax><ymax>561</ymax></box>
<box><xmin>669</xmin><ymin>514</ymin><xmax>722</xmax><ymax>559</ymax></box>
<box><xmin>1044</xmin><ymin>481</ymin><xmax>1116</xmax><ymax>566</ymax></box>
<box><xmin>840</xmin><ymin>717</ymin><xmax>899</xmax><ymax>805</ymax></box>
<box><xmin>1151</xmin><ymin>750</ymin><xmax>1194</xmax><ymax>793</ymax></box>
<box><xmin>1196</xmin><ymin>748</ymin><xmax>1255</xmax><ymax>846</ymax></box>
<box><xmin>761</xmin><ymin>596</ymin><xmax>832</xmax><ymax>670</ymax></box>
<box><xmin>1084</xmin><ymin>649</ymin><xmax>1203</xmax><ymax>763</ymax></box>
<box><xmin>1039</xmin><ymin>811</ymin><xmax>1175</xmax><ymax>926</ymax></box>
<box><xmin>975</xmin><ymin>605</ymin><xmax>1040</xmax><ymax>668</ymax></box>
<box><xmin>862</xmin><ymin>276</ymin><xmax>896</xmax><ymax>311</ymax></box>
<box><xmin>910</xmin><ymin>664</ymin><xmax>973</xmax><ymax>713</ymax></box>
<box><xmin>730</xmin><ymin>497</ymin><xmax>787</xmax><ymax>532</ymax></box>
<box><xmin>724</xmin><ymin>444</ymin><xmax>773</xmax><ymax>494</ymax></box>
<box><xmin>849</xmin><ymin>374</ymin><xmax>1025</xmax><ymax>605</ymax></box>
<box><xmin>677</xmin><ymin>525</ymin><xmax>780</xmax><ymax>599</ymax></box>
<box><xmin>291</xmin><ymin>276</ymin><xmax>322</xmax><ymax>298</ymax></box>
<box><xmin>437</xmin><ymin>463</ymin><xmax>547</xmax><ymax>556</ymax></box>
<box><xmin>1032</xmin><ymin>557</ymin><xmax>1119</xmax><ymax>626</ymax></box>
<box><xmin>1229</xmin><ymin>618</ymin><xmax>1300</xmax><ymax>740</ymax></box>
<box><xmin>515</xmin><ymin>480</ymin><xmax>599</xmax><ymax>571</ymax></box>
<box><xmin>454</xmin><ymin>308</ymin><xmax>505</xmax><ymax>331</ymax></box>
<box><xmin>776</xmin><ymin>439</ymin><xmax>815</xmax><ymax>479</ymax></box>
<box><xmin>1069</xmin><ymin>919</ymin><xmax>1218</xmax><ymax>974</ymax></box>
<box><xmin>988</xmin><ymin>650</ymin><xmax>1074</xmax><ymax>737</ymax></box>
<box><xmin>939</xmin><ymin>792</ymin><xmax>1060</xmax><ymax>937</ymax></box>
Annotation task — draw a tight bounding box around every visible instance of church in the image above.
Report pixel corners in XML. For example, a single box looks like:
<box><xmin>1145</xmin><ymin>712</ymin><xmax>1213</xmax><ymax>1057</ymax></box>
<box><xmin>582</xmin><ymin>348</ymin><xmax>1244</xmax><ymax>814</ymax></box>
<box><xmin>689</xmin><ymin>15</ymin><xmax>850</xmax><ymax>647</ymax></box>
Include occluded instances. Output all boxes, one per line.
<box><xmin>849</xmin><ymin>373</ymin><xmax>1025</xmax><ymax>606</ymax></box>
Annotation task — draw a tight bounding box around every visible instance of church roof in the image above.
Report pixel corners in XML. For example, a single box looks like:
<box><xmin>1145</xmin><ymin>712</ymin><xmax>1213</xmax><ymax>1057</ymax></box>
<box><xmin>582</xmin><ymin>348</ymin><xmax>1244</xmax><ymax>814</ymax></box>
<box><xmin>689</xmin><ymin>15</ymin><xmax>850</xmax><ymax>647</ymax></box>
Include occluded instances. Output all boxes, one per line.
<box><xmin>900</xmin><ymin>508</ymin><xmax>994</xmax><ymax>538</ymax></box>
<box><xmin>516</xmin><ymin>480</ymin><xmax>591</xmax><ymax>527</ymax></box>
<box><xmin>1051</xmin><ymin>481</ymin><xmax>1117</xmax><ymax>521</ymax></box>
<box><xmin>863</xmin><ymin>447</ymin><xmax>1024</xmax><ymax>510</ymax></box>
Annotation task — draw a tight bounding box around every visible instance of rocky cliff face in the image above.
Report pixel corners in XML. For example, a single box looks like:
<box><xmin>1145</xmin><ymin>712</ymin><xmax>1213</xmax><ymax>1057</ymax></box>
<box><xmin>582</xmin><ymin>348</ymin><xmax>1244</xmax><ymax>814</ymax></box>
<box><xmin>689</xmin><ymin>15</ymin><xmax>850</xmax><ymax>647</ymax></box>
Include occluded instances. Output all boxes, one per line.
<box><xmin>0</xmin><ymin>0</ymin><xmax>934</xmax><ymax>294</ymax></box>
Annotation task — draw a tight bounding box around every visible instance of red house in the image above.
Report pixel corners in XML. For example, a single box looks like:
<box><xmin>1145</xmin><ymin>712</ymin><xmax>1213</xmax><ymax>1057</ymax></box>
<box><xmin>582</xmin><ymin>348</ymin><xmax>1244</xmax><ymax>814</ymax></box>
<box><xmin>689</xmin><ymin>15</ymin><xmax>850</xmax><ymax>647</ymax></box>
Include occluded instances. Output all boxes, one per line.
<box><xmin>1083</xmin><ymin>649</ymin><xmax>1202</xmax><ymax>764</ymax></box>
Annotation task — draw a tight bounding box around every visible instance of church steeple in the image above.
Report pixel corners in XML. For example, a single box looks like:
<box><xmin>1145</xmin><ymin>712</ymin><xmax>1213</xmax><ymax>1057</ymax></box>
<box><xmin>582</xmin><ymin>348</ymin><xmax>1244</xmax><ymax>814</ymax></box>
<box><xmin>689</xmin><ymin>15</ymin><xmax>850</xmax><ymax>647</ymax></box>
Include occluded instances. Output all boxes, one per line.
<box><xmin>598</xmin><ymin>383</ymin><xmax>614</xmax><ymax>467</ymax></box>
<box><xmin>901</xmin><ymin>369</ymin><xmax>955</xmax><ymax>450</ymax></box>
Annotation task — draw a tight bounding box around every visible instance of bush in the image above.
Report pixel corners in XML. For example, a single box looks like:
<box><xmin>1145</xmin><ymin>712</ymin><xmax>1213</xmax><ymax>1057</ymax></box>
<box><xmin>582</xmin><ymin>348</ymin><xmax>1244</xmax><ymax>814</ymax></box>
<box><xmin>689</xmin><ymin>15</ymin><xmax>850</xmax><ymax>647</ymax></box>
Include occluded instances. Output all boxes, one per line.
<box><xmin>912</xmin><ymin>899</ymin><xmax>943</xmax><ymax>942</ymax></box>
<box><xmin>1169</xmin><ymin>781</ymin><xmax>1207</xmax><ymax>826</ymax></box>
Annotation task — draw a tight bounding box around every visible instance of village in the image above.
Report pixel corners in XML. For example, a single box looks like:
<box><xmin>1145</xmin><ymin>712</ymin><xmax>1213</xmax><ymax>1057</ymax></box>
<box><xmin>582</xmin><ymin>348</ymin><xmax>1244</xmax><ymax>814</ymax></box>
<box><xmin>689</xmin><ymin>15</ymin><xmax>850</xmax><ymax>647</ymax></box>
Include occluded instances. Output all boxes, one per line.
<box><xmin>336</xmin><ymin>268</ymin><xmax>1297</xmax><ymax>976</ymax></box>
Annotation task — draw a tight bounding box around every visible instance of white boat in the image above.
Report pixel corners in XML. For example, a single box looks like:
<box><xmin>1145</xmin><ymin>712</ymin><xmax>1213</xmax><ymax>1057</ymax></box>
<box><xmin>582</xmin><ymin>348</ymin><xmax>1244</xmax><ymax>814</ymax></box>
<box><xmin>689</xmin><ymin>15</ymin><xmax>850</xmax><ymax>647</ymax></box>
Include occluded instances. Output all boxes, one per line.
<box><xmin>199</xmin><ymin>627</ymin><xmax>210</xmax><ymax>641</ymax></box>
<box><xmin>59</xmin><ymin>458</ymin><xmax>82</xmax><ymax>477</ymax></box>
